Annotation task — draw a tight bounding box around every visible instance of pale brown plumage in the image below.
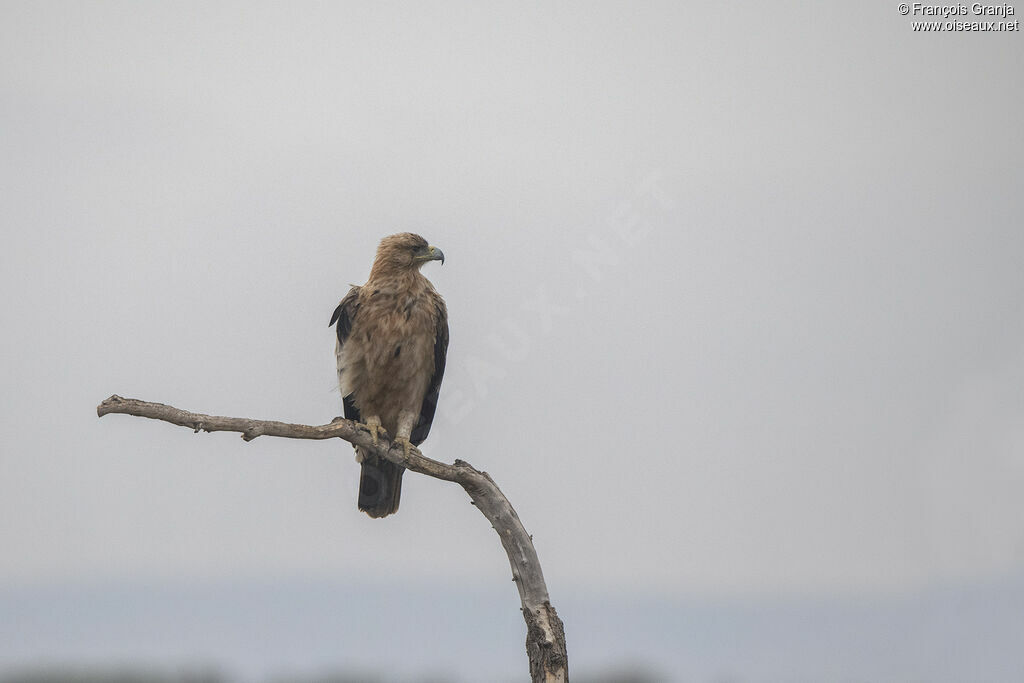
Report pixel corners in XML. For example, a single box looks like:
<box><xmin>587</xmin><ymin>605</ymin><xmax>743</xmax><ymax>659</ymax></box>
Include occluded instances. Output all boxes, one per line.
<box><xmin>330</xmin><ymin>233</ymin><xmax>448</xmax><ymax>518</ymax></box>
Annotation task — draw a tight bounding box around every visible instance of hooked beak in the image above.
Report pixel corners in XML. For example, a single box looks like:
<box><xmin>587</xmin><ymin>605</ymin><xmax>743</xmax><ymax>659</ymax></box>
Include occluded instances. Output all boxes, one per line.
<box><xmin>425</xmin><ymin>245</ymin><xmax>445</xmax><ymax>265</ymax></box>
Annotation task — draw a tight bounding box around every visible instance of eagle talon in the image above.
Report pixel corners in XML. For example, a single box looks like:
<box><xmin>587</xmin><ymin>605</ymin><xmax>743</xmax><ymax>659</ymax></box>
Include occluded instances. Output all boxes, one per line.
<box><xmin>358</xmin><ymin>419</ymin><xmax>387</xmax><ymax>446</ymax></box>
<box><xmin>393</xmin><ymin>436</ymin><xmax>415</xmax><ymax>458</ymax></box>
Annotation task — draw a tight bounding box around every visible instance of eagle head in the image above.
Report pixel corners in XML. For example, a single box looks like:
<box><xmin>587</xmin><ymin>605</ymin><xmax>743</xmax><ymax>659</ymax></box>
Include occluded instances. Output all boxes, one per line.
<box><xmin>373</xmin><ymin>232</ymin><xmax>445</xmax><ymax>272</ymax></box>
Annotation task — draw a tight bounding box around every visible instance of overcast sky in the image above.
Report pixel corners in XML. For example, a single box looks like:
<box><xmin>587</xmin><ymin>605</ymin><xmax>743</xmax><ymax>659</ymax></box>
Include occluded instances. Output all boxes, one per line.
<box><xmin>1</xmin><ymin>2</ymin><xmax>1022</xmax><ymax>601</ymax></box>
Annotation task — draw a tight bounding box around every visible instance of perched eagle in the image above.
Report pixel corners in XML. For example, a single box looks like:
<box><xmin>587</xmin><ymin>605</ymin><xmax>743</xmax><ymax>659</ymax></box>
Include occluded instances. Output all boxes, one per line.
<box><xmin>330</xmin><ymin>233</ymin><xmax>449</xmax><ymax>518</ymax></box>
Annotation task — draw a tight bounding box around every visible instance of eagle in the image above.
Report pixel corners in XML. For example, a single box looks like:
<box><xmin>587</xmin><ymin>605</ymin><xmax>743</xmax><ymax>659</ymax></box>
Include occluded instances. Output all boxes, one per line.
<box><xmin>330</xmin><ymin>233</ymin><xmax>449</xmax><ymax>518</ymax></box>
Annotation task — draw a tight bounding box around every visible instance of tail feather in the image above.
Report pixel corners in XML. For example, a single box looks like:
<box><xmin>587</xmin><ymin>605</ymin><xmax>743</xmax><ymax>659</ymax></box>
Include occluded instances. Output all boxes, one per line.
<box><xmin>357</xmin><ymin>448</ymin><xmax>404</xmax><ymax>518</ymax></box>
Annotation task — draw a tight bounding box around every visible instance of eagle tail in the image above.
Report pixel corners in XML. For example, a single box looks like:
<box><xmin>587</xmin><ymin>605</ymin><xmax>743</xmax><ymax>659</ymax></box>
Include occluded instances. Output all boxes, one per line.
<box><xmin>357</xmin><ymin>448</ymin><xmax>404</xmax><ymax>518</ymax></box>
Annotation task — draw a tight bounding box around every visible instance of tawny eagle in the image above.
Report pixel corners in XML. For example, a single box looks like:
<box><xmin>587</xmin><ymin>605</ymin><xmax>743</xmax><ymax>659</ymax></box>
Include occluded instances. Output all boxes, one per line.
<box><xmin>330</xmin><ymin>233</ymin><xmax>449</xmax><ymax>518</ymax></box>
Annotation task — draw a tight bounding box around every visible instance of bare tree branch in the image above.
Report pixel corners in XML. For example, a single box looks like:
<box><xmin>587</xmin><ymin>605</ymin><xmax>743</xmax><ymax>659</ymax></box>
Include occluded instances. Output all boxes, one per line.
<box><xmin>96</xmin><ymin>394</ymin><xmax>568</xmax><ymax>682</ymax></box>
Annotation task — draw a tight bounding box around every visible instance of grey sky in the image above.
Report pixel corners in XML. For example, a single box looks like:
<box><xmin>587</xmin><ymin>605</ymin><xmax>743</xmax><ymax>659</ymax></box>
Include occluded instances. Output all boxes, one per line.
<box><xmin>1</xmin><ymin>2</ymin><xmax>1022</xmax><ymax>600</ymax></box>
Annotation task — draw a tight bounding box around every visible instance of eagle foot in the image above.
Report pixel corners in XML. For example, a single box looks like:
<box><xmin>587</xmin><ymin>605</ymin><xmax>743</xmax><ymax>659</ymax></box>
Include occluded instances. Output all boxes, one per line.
<box><xmin>357</xmin><ymin>418</ymin><xmax>387</xmax><ymax>446</ymax></box>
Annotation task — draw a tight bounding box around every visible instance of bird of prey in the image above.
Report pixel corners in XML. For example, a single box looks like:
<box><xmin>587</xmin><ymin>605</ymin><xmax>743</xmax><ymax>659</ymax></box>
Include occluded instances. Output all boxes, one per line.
<box><xmin>330</xmin><ymin>233</ymin><xmax>449</xmax><ymax>518</ymax></box>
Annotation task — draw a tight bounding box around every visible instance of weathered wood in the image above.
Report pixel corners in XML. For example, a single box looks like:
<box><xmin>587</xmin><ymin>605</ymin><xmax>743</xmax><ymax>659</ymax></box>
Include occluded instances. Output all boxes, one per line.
<box><xmin>97</xmin><ymin>394</ymin><xmax>568</xmax><ymax>682</ymax></box>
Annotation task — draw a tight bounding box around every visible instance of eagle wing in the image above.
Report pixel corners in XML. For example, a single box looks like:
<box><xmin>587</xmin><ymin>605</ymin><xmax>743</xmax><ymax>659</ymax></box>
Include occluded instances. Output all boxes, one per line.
<box><xmin>330</xmin><ymin>286</ymin><xmax>362</xmax><ymax>424</ymax></box>
<box><xmin>411</xmin><ymin>295</ymin><xmax>448</xmax><ymax>445</ymax></box>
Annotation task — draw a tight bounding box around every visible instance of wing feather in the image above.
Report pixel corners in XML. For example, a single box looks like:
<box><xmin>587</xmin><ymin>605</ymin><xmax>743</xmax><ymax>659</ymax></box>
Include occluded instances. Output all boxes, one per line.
<box><xmin>331</xmin><ymin>286</ymin><xmax>360</xmax><ymax>345</ymax></box>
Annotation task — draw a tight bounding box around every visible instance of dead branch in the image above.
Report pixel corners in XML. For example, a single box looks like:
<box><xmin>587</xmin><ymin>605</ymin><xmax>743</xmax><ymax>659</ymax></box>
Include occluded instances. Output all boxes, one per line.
<box><xmin>96</xmin><ymin>394</ymin><xmax>567</xmax><ymax>682</ymax></box>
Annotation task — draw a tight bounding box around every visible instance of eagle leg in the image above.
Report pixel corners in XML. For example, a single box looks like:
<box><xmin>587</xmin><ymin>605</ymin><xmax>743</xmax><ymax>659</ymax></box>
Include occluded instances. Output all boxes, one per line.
<box><xmin>393</xmin><ymin>410</ymin><xmax>418</xmax><ymax>457</ymax></box>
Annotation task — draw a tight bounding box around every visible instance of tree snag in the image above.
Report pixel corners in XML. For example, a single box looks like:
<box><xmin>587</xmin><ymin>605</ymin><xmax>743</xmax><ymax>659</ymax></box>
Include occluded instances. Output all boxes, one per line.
<box><xmin>96</xmin><ymin>394</ymin><xmax>568</xmax><ymax>682</ymax></box>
